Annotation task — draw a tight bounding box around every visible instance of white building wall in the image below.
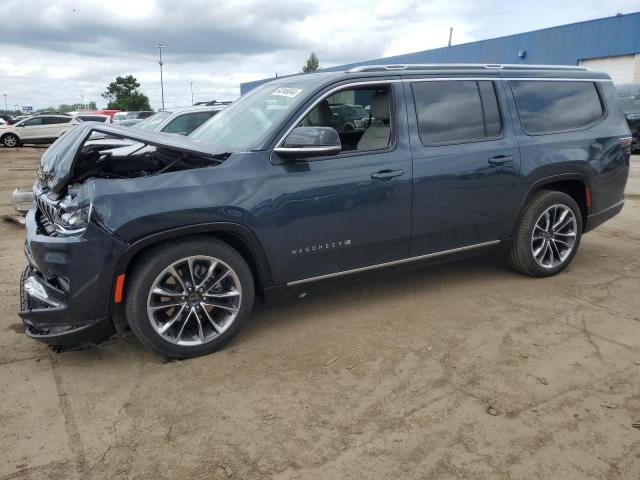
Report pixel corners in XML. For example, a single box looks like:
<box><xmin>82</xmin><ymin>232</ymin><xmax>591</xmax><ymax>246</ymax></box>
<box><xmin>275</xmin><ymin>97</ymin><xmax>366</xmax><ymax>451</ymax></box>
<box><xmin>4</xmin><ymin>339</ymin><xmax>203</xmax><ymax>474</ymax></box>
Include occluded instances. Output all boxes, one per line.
<box><xmin>579</xmin><ymin>54</ymin><xmax>639</xmax><ymax>84</ymax></box>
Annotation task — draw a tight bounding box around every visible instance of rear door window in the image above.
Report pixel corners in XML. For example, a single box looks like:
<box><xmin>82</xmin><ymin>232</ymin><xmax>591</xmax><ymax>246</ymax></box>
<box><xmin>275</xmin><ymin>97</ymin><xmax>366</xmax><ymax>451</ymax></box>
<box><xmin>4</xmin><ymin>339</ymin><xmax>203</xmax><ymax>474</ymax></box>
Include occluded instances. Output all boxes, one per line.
<box><xmin>411</xmin><ymin>80</ymin><xmax>502</xmax><ymax>144</ymax></box>
<box><xmin>510</xmin><ymin>81</ymin><xmax>604</xmax><ymax>134</ymax></box>
<box><xmin>43</xmin><ymin>117</ymin><xmax>72</xmax><ymax>125</ymax></box>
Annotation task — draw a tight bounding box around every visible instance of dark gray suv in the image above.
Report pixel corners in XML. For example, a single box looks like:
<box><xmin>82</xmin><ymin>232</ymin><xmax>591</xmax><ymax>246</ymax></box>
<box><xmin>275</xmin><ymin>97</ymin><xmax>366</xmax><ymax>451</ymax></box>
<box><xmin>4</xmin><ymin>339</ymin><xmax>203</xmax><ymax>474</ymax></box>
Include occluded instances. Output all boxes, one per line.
<box><xmin>19</xmin><ymin>64</ymin><xmax>631</xmax><ymax>358</ymax></box>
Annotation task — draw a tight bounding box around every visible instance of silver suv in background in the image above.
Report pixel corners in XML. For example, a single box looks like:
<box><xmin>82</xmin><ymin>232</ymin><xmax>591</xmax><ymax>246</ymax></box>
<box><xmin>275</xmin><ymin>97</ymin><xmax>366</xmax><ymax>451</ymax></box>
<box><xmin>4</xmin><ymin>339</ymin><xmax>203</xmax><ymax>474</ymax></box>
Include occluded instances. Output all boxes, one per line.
<box><xmin>131</xmin><ymin>104</ymin><xmax>228</xmax><ymax>135</ymax></box>
<box><xmin>112</xmin><ymin>111</ymin><xmax>154</xmax><ymax>126</ymax></box>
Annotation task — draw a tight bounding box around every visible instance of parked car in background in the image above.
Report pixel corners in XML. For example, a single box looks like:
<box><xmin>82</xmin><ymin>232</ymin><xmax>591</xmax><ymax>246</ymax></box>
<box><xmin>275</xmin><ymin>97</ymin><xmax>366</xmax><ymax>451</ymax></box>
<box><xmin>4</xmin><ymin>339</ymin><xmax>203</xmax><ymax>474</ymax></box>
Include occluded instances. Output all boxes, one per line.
<box><xmin>193</xmin><ymin>100</ymin><xmax>233</xmax><ymax>107</ymax></box>
<box><xmin>81</xmin><ymin>105</ymin><xmax>229</xmax><ymax>151</ymax></box>
<box><xmin>132</xmin><ymin>105</ymin><xmax>226</xmax><ymax>135</ymax></box>
<box><xmin>75</xmin><ymin>113</ymin><xmax>111</xmax><ymax>123</ymax></box>
<box><xmin>0</xmin><ymin>113</ymin><xmax>17</xmax><ymax>125</ymax></box>
<box><xmin>17</xmin><ymin>64</ymin><xmax>631</xmax><ymax>358</ymax></box>
<box><xmin>329</xmin><ymin>103</ymin><xmax>371</xmax><ymax>132</ymax></box>
<box><xmin>112</xmin><ymin>111</ymin><xmax>154</xmax><ymax>126</ymax></box>
<box><xmin>13</xmin><ymin>115</ymin><xmax>31</xmax><ymax>122</ymax></box>
<box><xmin>94</xmin><ymin>109</ymin><xmax>121</xmax><ymax>120</ymax></box>
<box><xmin>617</xmin><ymin>83</ymin><xmax>640</xmax><ymax>153</ymax></box>
<box><xmin>0</xmin><ymin>114</ymin><xmax>80</xmax><ymax>147</ymax></box>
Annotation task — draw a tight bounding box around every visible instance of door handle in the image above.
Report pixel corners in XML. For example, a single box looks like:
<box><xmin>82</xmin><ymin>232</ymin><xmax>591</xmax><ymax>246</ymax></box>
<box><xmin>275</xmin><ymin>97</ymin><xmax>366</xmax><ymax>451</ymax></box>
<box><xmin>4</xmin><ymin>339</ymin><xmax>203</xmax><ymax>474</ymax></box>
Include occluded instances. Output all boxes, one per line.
<box><xmin>488</xmin><ymin>155</ymin><xmax>514</xmax><ymax>166</ymax></box>
<box><xmin>371</xmin><ymin>169</ymin><xmax>403</xmax><ymax>180</ymax></box>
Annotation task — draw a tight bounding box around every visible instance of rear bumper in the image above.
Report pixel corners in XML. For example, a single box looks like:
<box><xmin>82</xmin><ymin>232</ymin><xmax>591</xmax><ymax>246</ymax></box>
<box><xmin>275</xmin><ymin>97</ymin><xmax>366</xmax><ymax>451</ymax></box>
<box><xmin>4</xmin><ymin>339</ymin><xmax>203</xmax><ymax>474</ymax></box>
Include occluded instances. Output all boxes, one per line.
<box><xmin>584</xmin><ymin>199</ymin><xmax>625</xmax><ymax>233</ymax></box>
<box><xmin>18</xmin><ymin>205</ymin><xmax>125</xmax><ymax>346</ymax></box>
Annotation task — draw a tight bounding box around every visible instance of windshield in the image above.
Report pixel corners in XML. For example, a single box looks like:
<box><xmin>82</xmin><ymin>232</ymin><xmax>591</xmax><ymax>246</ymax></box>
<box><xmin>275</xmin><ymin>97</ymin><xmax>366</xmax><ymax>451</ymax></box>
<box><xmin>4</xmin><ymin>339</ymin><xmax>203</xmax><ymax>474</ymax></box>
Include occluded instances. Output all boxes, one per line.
<box><xmin>190</xmin><ymin>84</ymin><xmax>308</xmax><ymax>150</ymax></box>
<box><xmin>132</xmin><ymin>111</ymin><xmax>172</xmax><ymax>131</ymax></box>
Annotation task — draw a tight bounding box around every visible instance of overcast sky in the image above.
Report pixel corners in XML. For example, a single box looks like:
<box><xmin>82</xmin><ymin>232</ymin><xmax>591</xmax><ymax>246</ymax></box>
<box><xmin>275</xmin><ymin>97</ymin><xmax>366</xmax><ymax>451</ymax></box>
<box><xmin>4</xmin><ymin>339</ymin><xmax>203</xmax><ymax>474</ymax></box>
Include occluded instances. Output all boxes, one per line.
<box><xmin>1</xmin><ymin>0</ymin><xmax>639</xmax><ymax>110</ymax></box>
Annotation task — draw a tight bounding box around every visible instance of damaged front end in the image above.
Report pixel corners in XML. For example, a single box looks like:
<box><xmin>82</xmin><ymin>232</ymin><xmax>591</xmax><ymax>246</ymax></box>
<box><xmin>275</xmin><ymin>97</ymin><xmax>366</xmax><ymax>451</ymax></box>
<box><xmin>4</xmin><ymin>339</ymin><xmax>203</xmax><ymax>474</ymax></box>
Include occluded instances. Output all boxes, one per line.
<box><xmin>39</xmin><ymin>123</ymin><xmax>227</xmax><ymax>196</ymax></box>
<box><xmin>20</xmin><ymin>123</ymin><xmax>230</xmax><ymax>346</ymax></box>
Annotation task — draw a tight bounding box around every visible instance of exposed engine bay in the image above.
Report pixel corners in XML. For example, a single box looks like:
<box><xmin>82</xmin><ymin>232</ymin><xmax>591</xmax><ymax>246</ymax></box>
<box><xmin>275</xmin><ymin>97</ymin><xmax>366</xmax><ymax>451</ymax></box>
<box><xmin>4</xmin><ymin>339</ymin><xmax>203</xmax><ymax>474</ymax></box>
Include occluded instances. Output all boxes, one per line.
<box><xmin>73</xmin><ymin>137</ymin><xmax>228</xmax><ymax>183</ymax></box>
<box><xmin>38</xmin><ymin>123</ymin><xmax>230</xmax><ymax>196</ymax></box>
<box><xmin>32</xmin><ymin>123</ymin><xmax>232</xmax><ymax>236</ymax></box>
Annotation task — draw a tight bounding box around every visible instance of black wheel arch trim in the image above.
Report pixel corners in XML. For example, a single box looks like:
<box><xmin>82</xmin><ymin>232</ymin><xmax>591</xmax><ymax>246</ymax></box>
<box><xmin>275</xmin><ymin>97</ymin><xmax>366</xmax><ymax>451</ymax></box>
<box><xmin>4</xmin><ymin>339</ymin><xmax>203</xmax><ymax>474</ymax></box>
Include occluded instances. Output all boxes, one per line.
<box><xmin>112</xmin><ymin>222</ymin><xmax>274</xmax><ymax>305</ymax></box>
<box><xmin>510</xmin><ymin>172</ymin><xmax>591</xmax><ymax>236</ymax></box>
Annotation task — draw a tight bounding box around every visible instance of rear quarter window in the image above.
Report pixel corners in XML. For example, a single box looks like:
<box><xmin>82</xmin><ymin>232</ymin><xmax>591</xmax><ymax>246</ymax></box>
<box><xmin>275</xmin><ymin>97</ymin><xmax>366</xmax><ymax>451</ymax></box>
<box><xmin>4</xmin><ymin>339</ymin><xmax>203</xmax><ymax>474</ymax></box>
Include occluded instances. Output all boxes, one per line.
<box><xmin>510</xmin><ymin>81</ymin><xmax>604</xmax><ymax>135</ymax></box>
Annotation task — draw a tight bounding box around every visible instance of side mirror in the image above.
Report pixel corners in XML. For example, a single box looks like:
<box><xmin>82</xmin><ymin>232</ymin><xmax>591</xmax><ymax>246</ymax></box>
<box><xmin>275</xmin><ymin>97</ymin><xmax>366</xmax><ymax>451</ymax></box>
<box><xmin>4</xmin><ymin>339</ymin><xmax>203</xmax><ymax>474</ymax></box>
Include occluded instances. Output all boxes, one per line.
<box><xmin>274</xmin><ymin>127</ymin><xmax>341</xmax><ymax>160</ymax></box>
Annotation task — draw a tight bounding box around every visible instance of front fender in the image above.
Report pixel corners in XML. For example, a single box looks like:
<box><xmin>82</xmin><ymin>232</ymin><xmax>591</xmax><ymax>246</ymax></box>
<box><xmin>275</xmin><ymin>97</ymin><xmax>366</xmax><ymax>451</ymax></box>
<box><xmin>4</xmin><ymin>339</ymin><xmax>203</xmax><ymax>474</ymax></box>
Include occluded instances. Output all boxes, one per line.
<box><xmin>113</xmin><ymin>221</ymin><xmax>274</xmax><ymax>289</ymax></box>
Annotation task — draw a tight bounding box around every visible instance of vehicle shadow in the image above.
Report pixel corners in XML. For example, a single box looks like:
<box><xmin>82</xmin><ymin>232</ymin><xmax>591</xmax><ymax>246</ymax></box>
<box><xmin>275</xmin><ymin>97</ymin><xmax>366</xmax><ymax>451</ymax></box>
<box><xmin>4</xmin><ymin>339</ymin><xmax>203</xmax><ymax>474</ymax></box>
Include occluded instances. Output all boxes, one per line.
<box><xmin>53</xmin><ymin>253</ymin><xmax>525</xmax><ymax>361</ymax></box>
<box><xmin>243</xmin><ymin>253</ymin><xmax>515</xmax><ymax>340</ymax></box>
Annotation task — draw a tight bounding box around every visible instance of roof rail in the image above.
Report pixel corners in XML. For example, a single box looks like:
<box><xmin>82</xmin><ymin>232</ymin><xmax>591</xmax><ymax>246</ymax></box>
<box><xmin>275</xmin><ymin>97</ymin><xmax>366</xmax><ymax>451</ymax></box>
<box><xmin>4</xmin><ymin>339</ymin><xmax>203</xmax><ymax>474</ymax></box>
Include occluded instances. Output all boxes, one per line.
<box><xmin>346</xmin><ymin>64</ymin><xmax>589</xmax><ymax>73</ymax></box>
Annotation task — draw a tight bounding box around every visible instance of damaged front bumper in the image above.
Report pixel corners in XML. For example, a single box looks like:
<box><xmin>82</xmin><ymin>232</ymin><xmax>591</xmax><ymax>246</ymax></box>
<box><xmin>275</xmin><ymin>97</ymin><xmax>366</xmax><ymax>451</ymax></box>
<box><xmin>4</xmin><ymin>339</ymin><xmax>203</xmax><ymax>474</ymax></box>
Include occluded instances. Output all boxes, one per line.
<box><xmin>18</xmin><ymin>206</ymin><xmax>126</xmax><ymax>346</ymax></box>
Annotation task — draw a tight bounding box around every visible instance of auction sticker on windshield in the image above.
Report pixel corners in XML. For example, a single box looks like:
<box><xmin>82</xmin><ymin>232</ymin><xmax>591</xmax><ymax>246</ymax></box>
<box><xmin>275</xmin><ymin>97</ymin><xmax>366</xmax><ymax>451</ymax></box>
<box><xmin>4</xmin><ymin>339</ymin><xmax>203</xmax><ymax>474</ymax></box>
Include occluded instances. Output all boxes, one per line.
<box><xmin>271</xmin><ymin>88</ymin><xmax>302</xmax><ymax>98</ymax></box>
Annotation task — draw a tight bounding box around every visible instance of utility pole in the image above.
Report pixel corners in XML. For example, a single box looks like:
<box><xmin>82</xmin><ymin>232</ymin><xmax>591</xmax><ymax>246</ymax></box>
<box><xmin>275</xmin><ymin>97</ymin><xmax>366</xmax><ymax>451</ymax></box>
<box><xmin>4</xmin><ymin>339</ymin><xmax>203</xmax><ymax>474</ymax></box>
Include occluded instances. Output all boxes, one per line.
<box><xmin>157</xmin><ymin>43</ymin><xmax>165</xmax><ymax>109</ymax></box>
<box><xmin>190</xmin><ymin>82</ymin><xmax>194</xmax><ymax>105</ymax></box>
<box><xmin>3</xmin><ymin>94</ymin><xmax>7</xmax><ymax>111</ymax></box>
<box><xmin>448</xmin><ymin>27</ymin><xmax>453</xmax><ymax>47</ymax></box>
<box><xmin>80</xmin><ymin>94</ymin><xmax>84</xmax><ymax>109</ymax></box>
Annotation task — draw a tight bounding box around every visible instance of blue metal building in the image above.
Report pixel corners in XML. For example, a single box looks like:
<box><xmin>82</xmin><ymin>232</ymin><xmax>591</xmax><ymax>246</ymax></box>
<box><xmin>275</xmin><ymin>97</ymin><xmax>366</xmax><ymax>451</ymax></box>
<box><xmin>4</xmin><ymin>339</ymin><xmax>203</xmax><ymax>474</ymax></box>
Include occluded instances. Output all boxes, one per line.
<box><xmin>240</xmin><ymin>12</ymin><xmax>640</xmax><ymax>94</ymax></box>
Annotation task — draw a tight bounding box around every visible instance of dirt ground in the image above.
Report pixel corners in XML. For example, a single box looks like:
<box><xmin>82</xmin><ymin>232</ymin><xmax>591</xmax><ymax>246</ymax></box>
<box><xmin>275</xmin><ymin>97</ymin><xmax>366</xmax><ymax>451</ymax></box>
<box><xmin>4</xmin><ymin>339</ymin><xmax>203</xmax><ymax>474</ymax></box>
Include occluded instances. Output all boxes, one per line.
<box><xmin>0</xmin><ymin>146</ymin><xmax>639</xmax><ymax>480</ymax></box>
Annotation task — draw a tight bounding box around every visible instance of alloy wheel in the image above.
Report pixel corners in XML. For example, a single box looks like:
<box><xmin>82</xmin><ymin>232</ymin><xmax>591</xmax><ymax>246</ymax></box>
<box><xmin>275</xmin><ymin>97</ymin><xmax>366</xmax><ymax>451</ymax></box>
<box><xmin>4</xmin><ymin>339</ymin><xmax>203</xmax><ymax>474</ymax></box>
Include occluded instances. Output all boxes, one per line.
<box><xmin>530</xmin><ymin>204</ymin><xmax>577</xmax><ymax>269</ymax></box>
<box><xmin>4</xmin><ymin>135</ymin><xmax>17</xmax><ymax>147</ymax></box>
<box><xmin>146</xmin><ymin>255</ymin><xmax>242</xmax><ymax>346</ymax></box>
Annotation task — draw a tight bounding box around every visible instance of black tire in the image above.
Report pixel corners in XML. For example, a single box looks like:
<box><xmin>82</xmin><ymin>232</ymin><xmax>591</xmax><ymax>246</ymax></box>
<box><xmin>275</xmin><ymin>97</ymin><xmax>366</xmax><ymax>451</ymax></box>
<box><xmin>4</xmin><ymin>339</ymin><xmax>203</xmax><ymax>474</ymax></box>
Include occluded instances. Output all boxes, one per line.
<box><xmin>125</xmin><ymin>237</ymin><xmax>255</xmax><ymax>358</ymax></box>
<box><xmin>507</xmin><ymin>190</ymin><xmax>583</xmax><ymax>277</ymax></box>
<box><xmin>2</xmin><ymin>133</ymin><xmax>20</xmax><ymax>148</ymax></box>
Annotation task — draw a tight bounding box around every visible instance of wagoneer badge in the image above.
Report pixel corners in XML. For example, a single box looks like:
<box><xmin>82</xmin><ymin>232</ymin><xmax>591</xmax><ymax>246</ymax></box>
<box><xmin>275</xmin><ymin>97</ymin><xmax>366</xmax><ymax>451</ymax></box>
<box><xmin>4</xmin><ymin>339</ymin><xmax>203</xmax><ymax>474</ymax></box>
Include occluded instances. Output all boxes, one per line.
<box><xmin>291</xmin><ymin>240</ymin><xmax>352</xmax><ymax>256</ymax></box>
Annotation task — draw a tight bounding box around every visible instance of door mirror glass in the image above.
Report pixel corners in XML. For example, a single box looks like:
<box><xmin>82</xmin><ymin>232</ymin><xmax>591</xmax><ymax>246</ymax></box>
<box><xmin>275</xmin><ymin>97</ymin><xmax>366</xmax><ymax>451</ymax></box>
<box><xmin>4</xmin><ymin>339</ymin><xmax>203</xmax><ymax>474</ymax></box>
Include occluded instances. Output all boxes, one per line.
<box><xmin>275</xmin><ymin>126</ymin><xmax>341</xmax><ymax>160</ymax></box>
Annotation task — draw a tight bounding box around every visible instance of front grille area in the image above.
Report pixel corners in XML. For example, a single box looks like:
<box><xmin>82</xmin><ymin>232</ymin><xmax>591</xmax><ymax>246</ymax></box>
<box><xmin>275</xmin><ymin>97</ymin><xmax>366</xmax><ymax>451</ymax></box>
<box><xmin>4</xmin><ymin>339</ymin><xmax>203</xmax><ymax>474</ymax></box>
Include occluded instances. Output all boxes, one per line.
<box><xmin>35</xmin><ymin>195</ymin><xmax>59</xmax><ymax>225</ymax></box>
<box><xmin>34</xmin><ymin>195</ymin><xmax>61</xmax><ymax>236</ymax></box>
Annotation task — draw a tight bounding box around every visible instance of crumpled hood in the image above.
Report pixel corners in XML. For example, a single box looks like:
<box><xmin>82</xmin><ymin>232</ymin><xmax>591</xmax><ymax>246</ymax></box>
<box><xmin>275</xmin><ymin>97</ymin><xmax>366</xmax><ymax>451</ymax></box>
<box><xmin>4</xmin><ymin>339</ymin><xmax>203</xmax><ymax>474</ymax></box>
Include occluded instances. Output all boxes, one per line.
<box><xmin>38</xmin><ymin>122</ymin><xmax>223</xmax><ymax>195</ymax></box>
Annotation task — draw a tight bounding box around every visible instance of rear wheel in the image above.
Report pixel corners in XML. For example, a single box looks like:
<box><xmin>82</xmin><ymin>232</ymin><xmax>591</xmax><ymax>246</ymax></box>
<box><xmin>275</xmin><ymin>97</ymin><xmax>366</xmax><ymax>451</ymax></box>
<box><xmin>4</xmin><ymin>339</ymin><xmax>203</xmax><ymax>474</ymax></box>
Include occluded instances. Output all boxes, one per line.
<box><xmin>2</xmin><ymin>133</ymin><xmax>19</xmax><ymax>148</ymax></box>
<box><xmin>507</xmin><ymin>190</ymin><xmax>583</xmax><ymax>277</ymax></box>
<box><xmin>126</xmin><ymin>238</ymin><xmax>255</xmax><ymax>358</ymax></box>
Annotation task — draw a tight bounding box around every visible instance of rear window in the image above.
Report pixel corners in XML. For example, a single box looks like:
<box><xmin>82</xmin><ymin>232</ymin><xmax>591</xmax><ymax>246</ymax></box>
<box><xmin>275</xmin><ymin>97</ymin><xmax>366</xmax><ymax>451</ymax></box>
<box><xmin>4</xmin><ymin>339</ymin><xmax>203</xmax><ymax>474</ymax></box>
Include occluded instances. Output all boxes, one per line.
<box><xmin>78</xmin><ymin>115</ymin><xmax>108</xmax><ymax>122</ymax></box>
<box><xmin>510</xmin><ymin>81</ymin><xmax>604</xmax><ymax>134</ymax></box>
<box><xmin>412</xmin><ymin>80</ymin><xmax>502</xmax><ymax>144</ymax></box>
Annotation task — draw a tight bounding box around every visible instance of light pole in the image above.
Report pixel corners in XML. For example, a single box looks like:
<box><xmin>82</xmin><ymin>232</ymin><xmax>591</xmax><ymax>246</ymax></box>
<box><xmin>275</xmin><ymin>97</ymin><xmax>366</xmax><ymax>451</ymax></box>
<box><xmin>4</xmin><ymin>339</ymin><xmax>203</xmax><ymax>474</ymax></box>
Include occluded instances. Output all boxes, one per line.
<box><xmin>3</xmin><ymin>94</ymin><xmax>7</xmax><ymax>111</ymax></box>
<box><xmin>157</xmin><ymin>43</ymin><xmax>165</xmax><ymax>109</ymax></box>
<box><xmin>80</xmin><ymin>94</ymin><xmax>84</xmax><ymax>109</ymax></box>
<box><xmin>190</xmin><ymin>82</ymin><xmax>194</xmax><ymax>105</ymax></box>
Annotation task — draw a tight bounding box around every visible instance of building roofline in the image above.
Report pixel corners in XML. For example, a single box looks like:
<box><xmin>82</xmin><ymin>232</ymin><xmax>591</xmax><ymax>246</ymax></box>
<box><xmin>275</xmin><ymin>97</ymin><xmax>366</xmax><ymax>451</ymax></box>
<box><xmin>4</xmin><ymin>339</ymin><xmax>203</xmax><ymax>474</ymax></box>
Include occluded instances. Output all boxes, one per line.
<box><xmin>371</xmin><ymin>11</ymin><xmax>640</xmax><ymax>59</ymax></box>
<box><xmin>241</xmin><ymin>11</ymin><xmax>639</xmax><ymax>92</ymax></box>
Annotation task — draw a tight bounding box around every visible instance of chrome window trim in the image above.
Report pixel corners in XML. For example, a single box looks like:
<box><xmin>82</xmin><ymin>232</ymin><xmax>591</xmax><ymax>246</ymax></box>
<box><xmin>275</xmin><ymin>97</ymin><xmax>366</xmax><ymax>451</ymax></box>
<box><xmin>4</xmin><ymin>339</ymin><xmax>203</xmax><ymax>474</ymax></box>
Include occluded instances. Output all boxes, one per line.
<box><xmin>274</xmin><ymin>77</ymin><xmax>612</xmax><ymax>148</ymax></box>
<box><xmin>404</xmin><ymin>77</ymin><xmax>612</xmax><ymax>83</ymax></box>
<box><xmin>286</xmin><ymin>240</ymin><xmax>500</xmax><ymax>286</ymax></box>
<box><xmin>275</xmin><ymin>79</ymin><xmax>400</xmax><ymax>149</ymax></box>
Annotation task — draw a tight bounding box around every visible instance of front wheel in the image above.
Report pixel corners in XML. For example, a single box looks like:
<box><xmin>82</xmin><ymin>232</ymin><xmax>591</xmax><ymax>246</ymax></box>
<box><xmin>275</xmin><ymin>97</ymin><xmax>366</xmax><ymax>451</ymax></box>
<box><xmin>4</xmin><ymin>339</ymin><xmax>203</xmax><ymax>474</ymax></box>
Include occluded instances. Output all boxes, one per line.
<box><xmin>126</xmin><ymin>238</ymin><xmax>255</xmax><ymax>358</ymax></box>
<box><xmin>507</xmin><ymin>190</ymin><xmax>583</xmax><ymax>277</ymax></box>
<box><xmin>2</xmin><ymin>133</ymin><xmax>19</xmax><ymax>148</ymax></box>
